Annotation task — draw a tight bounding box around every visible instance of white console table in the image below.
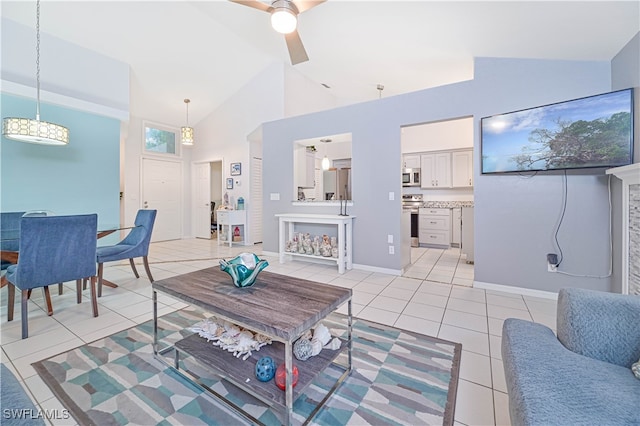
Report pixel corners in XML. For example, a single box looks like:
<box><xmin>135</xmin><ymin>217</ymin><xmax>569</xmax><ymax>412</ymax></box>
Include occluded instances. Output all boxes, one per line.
<box><xmin>275</xmin><ymin>214</ymin><xmax>356</xmax><ymax>274</ymax></box>
<box><xmin>217</xmin><ymin>210</ymin><xmax>246</xmax><ymax>247</ymax></box>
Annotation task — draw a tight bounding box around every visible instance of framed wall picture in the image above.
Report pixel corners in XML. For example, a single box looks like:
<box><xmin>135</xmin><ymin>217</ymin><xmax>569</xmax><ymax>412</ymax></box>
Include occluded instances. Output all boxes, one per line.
<box><xmin>230</xmin><ymin>162</ymin><xmax>241</xmax><ymax>176</ymax></box>
<box><xmin>226</xmin><ymin>178</ymin><xmax>234</xmax><ymax>189</ymax></box>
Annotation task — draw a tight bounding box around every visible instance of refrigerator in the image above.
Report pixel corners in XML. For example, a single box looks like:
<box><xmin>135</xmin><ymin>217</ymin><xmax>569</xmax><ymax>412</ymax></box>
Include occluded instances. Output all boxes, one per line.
<box><xmin>323</xmin><ymin>168</ymin><xmax>351</xmax><ymax>201</ymax></box>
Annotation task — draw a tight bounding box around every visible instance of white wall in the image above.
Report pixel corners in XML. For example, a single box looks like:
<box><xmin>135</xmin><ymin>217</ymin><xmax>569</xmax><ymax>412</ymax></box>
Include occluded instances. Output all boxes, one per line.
<box><xmin>262</xmin><ymin>56</ymin><xmax>629</xmax><ymax>292</ymax></box>
<box><xmin>401</xmin><ymin>116</ymin><xmax>473</xmax><ymax>153</ymax></box>
<box><xmin>1</xmin><ymin>18</ymin><xmax>129</xmax><ymax>119</ymax></box>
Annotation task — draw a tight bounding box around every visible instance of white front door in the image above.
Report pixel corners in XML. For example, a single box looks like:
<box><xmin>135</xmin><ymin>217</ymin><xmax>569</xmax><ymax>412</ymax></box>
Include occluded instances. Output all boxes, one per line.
<box><xmin>194</xmin><ymin>162</ymin><xmax>212</xmax><ymax>239</ymax></box>
<box><xmin>142</xmin><ymin>158</ymin><xmax>182</xmax><ymax>242</ymax></box>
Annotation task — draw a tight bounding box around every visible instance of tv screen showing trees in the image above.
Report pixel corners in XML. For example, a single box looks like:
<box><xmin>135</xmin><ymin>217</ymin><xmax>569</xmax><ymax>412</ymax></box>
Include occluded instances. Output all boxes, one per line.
<box><xmin>481</xmin><ymin>89</ymin><xmax>634</xmax><ymax>174</ymax></box>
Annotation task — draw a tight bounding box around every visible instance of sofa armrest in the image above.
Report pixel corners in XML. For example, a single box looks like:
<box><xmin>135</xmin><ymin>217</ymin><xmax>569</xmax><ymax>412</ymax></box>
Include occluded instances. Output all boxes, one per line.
<box><xmin>557</xmin><ymin>287</ymin><xmax>640</xmax><ymax>368</ymax></box>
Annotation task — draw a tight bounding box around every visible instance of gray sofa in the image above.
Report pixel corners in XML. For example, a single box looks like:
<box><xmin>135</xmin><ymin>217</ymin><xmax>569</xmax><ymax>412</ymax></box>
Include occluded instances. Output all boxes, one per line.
<box><xmin>502</xmin><ymin>287</ymin><xmax>640</xmax><ymax>425</ymax></box>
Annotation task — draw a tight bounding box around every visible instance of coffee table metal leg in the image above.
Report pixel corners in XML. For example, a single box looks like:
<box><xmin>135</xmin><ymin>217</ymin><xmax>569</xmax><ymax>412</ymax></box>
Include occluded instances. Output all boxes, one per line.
<box><xmin>153</xmin><ymin>291</ymin><xmax>158</xmax><ymax>355</ymax></box>
<box><xmin>285</xmin><ymin>340</ymin><xmax>293</xmax><ymax>426</ymax></box>
<box><xmin>348</xmin><ymin>299</ymin><xmax>353</xmax><ymax>371</ymax></box>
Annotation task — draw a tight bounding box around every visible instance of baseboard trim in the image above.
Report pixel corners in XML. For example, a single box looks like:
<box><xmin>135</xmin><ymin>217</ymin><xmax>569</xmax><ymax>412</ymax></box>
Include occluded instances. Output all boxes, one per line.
<box><xmin>261</xmin><ymin>250</ymin><xmax>279</xmax><ymax>258</ymax></box>
<box><xmin>352</xmin><ymin>263</ymin><xmax>402</xmax><ymax>276</ymax></box>
<box><xmin>474</xmin><ymin>281</ymin><xmax>558</xmax><ymax>300</ymax></box>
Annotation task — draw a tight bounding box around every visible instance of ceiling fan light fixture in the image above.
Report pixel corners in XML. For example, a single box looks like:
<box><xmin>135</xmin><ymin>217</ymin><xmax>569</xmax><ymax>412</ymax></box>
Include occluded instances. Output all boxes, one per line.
<box><xmin>270</xmin><ymin>1</ymin><xmax>297</xmax><ymax>34</ymax></box>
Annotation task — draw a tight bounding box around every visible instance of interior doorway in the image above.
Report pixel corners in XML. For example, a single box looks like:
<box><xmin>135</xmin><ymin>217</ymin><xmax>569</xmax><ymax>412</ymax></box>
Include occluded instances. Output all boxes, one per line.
<box><xmin>193</xmin><ymin>160</ymin><xmax>222</xmax><ymax>239</ymax></box>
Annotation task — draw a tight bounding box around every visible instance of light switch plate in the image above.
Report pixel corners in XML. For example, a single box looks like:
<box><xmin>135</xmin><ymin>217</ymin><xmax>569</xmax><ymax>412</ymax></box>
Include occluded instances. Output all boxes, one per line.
<box><xmin>387</xmin><ymin>234</ymin><xmax>393</xmax><ymax>244</ymax></box>
<box><xmin>270</xmin><ymin>193</ymin><xmax>280</xmax><ymax>201</ymax></box>
<box><xmin>389</xmin><ymin>192</ymin><xmax>394</xmax><ymax>201</ymax></box>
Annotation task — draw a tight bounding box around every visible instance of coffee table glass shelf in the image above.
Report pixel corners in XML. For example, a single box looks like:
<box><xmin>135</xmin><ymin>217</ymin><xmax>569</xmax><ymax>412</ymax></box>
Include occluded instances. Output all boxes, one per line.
<box><xmin>152</xmin><ymin>267</ymin><xmax>353</xmax><ymax>426</ymax></box>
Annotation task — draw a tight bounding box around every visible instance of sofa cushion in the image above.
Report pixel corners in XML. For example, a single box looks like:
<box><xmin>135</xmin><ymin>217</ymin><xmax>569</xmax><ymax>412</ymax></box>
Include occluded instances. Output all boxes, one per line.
<box><xmin>502</xmin><ymin>319</ymin><xmax>640</xmax><ymax>425</ymax></box>
<box><xmin>557</xmin><ymin>288</ymin><xmax>640</xmax><ymax>368</ymax></box>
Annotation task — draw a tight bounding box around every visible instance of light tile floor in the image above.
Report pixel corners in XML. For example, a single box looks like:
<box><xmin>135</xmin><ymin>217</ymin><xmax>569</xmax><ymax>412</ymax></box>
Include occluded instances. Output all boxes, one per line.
<box><xmin>0</xmin><ymin>238</ymin><xmax>558</xmax><ymax>426</ymax></box>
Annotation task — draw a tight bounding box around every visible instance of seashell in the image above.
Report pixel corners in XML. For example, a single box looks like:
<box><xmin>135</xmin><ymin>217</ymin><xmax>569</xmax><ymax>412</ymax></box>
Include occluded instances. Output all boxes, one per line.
<box><xmin>324</xmin><ymin>337</ymin><xmax>341</xmax><ymax>350</ymax></box>
<box><xmin>632</xmin><ymin>360</ymin><xmax>640</xmax><ymax>379</ymax></box>
<box><xmin>313</xmin><ymin>323</ymin><xmax>331</xmax><ymax>346</ymax></box>
<box><xmin>293</xmin><ymin>338</ymin><xmax>313</xmax><ymax>361</ymax></box>
<box><xmin>310</xmin><ymin>338</ymin><xmax>323</xmax><ymax>356</ymax></box>
<box><xmin>300</xmin><ymin>330</ymin><xmax>312</xmax><ymax>341</ymax></box>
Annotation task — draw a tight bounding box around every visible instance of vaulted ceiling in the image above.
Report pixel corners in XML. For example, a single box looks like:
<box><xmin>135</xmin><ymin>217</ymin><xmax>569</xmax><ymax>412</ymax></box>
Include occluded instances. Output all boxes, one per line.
<box><xmin>2</xmin><ymin>1</ymin><xmax>638</xmax><ymax>126</ymax></box>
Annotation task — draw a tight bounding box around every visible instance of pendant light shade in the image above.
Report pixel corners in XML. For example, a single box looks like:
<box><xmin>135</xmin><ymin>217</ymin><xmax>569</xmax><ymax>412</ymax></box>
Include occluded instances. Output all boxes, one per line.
<box><xmin>2</xmin><ymin>118</ymin><xmax>69</xmax><ymax>145</ymax></box>
<box><xmin>2</xmin><ymin>0</ymin><xmax>69</xmax><ymax>146</ymax></box>
<box><xmin>321</xmin><ymin>156</ymin><xmax>330</xmax><ymax>170</ymax></box>
<box><xmin>181</xmin><ymin>98</ymin><xmax>194</xmax><ymax>146</ymax></box>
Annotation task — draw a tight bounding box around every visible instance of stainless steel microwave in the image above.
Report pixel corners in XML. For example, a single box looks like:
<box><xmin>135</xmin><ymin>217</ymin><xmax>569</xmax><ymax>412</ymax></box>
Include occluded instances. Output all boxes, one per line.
<box><xmin>402</xmin><ymin>168</ymin><xmax>421</xmax><ymax>187</ymax></box>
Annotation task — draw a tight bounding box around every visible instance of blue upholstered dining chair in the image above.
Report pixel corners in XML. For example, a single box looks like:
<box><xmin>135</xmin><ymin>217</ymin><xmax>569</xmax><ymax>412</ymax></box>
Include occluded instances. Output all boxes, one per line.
<box><xmin>1</xmin><ymin>211</ymin><xmax>25</xmax><ymax>272</ymax></box>
<box><xmin>96</xmin><ymin>209</ymin><xmax>157</xmax><ymax>297</ymax></box>
<box><xmin>5</xmin><ymin>214</ymin><xmax>99</xmax><ymax>339</ymax></box>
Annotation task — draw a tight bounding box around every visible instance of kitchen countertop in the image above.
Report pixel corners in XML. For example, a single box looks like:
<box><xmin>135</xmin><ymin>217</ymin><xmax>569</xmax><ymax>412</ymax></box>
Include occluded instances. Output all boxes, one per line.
<box><xmin>422</xmin><ymin>201</ymin><xmax>474</xmax><ymax>208</ymax></box>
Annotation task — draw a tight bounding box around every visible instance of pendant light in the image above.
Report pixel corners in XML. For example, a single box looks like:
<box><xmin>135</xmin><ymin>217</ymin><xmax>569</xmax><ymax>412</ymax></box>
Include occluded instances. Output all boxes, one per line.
<box><xmin>2</xmin><ymin>0</ymin><xmax>69</xmax><ymax>146</ymax></box>
<box><xmin>181</xmin><ymin>98</ymin><xmax>194</xmax><ymax>146</ymax></box>
<box><xmin>320</xmin><ymin>138</ymin><xmax>331</xmax><ymax>170</ymax></box>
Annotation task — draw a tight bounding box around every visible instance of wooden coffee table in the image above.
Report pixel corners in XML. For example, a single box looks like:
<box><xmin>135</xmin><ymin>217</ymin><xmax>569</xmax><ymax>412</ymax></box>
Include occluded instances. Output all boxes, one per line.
<box><xmin>152</xmin><ymin>267</ymin><xmax>353</xmax><ymax>425</ymax></box>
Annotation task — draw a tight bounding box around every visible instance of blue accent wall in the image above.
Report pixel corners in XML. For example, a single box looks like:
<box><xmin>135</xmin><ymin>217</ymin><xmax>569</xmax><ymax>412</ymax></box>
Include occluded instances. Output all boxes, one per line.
<box><xmin>1</xmin><ymin>93</ymin><xmax>120</xmax><ymax>242</ymax></box>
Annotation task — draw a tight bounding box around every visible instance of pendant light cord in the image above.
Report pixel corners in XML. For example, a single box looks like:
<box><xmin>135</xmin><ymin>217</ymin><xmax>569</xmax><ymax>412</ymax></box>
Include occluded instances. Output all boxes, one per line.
<box><xmin>35</xmin><ymin>0</ymin><xmax>41</xmax><ymax>121</ymax></box>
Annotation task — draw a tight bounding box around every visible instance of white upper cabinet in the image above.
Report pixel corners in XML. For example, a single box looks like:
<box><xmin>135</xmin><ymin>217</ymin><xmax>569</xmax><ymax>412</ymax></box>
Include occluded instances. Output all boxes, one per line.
<box><xmin>402</xmin><ymin>154</ymin><xmax>421</xmax><ymax>169</ymax></box>
<box><xmin>421</xmin><ymin>152</ymin><xmax>451</xmax><ymax>188</ymax></box>
<box><xmin>295</xmin><ymin>147</ymin><xmax>315</xmax><ymax>188</ymax></box>
<box><xmin>452</xmin><ymin>149</ymin><xmax>474</xmax><ymax>188</ymax></box>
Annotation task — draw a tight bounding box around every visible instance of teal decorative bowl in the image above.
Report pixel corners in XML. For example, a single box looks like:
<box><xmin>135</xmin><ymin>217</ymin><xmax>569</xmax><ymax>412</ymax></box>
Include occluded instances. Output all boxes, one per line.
<box><xmin>220</xmin><ymin>253</ymin><xmax>269</xmax><ymax>288</ymax></box>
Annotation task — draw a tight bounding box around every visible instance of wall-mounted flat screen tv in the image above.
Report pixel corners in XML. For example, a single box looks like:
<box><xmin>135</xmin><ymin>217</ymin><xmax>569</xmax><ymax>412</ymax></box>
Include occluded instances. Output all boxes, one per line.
<box><xmin>481</xmin><ymin>88</ymin><xmax>634</xmax><ymax>174</ymax></box>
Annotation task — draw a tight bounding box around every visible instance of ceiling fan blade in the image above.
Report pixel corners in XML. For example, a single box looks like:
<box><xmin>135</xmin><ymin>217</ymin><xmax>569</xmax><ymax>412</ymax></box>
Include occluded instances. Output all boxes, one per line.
<box><xmin>284</xmin><ymin>30</ymin><xmax>309</xmax><ymax>65</ymax></box>
<box><xmin>228</xmin><ymin>0</ymin><xmax>272</xmax><ymax>13</ymax></box>
<box><xmin>292</xmin><ymin>0</ymin><xmax>326</xmax><ymax>14</ymax></box>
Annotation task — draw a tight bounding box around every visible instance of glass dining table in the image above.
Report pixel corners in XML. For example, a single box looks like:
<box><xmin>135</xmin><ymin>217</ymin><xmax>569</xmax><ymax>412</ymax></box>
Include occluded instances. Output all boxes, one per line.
<box><xmin>0</xmin><ymin>224</ymin><xmax>137</xmax><ymax>315</ymax></box>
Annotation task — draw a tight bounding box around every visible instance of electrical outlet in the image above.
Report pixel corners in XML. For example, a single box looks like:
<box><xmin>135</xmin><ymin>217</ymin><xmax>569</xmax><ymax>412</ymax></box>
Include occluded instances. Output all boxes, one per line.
<box><xmin>387</xmin><ymin>234</ymin><xmax>393</xmax><ymax>244</ymax></box>
<box><xmin>547</xmin><ymin>253</ymin><xmax>558</xmax><ymax>272</ymax></box>
<box><xmin>388</xmin><ymin>246</ymin><xmax>395</xmax><ymax>255</ymax></box>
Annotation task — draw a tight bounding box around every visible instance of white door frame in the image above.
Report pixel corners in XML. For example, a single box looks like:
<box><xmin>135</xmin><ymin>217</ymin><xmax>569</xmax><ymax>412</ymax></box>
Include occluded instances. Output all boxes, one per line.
<box><xmin>192</xmin><ymin>157</ymin><xmax>224</xmax><ymax>239</ymax></box>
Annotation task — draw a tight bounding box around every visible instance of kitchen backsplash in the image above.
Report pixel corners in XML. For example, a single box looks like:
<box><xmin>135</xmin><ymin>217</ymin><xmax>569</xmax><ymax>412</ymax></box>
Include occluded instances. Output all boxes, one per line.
<box><xmin>423</xmin><ymin>201</ymin><xmax>474</xmax><ymax>208</ymax></box>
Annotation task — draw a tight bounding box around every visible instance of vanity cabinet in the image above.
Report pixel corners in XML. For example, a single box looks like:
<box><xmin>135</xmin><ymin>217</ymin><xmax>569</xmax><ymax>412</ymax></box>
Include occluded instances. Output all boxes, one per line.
<box><xmin>452</xmin><ymin>150</ymin><xmax>473</xmax><ymax>188</ymax></box>
<box><xmin>295</xmin><ymin>147</ymin><xmax>315</xmax><ymax>188</ymax></box>
<box><xmin>419</xmin><ymin>208</ymin><xmax>451</xmax><ymax>247</ymax></box>
<box><xmin>421</xmin><ymin>153</ymin><xmax>451</xmax><ymax>188</ymax></box>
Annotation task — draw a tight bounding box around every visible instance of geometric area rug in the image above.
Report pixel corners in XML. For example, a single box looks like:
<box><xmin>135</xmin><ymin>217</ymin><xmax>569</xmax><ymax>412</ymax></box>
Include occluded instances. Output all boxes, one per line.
<box><xmin>33</xmin><ymin>307</ymin><xmax>461</xmax><ymax>426</ymax></box>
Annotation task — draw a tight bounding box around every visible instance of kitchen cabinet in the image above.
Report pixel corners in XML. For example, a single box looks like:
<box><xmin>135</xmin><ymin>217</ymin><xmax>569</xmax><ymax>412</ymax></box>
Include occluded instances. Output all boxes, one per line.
<box><xmin>295</xmin><ymin>147</ymin><xmax>315</xmax><ymax>188</ymax></box>
<box><xmin>451</xmin><ymin>207</ymin><xmax>461</xmax><ymax>246</ymax></box>
<box><xmin>402</xmin><ymin>154</ymin><xmax>421</xmax><ymax>169</ymax></box>
<box><xmin>419</xmin><ymin>208</ymin><xmax>450</xmax><ymax>247</ymax></box>
<box><xmin>461</xmin><ymin>207</ymin><xmax>474</xmax><ymax>263</ymax></box>
<box><xmin>452</xmin><ymin>150</ymin><xmax>473</xmax><ymax>188</ymax></box>
<box><xmin>421</xmin><ymin>153</ymin><xmax>451</xmax><ymax>188</ymax></box>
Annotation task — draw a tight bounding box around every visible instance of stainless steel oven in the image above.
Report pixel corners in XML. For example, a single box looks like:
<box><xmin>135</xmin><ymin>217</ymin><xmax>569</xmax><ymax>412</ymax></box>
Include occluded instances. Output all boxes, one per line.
<box><xmin>402</xmin><ymin>168</ymin><xmax>421</xmax><ymax>187</ymax></box>
<box><xmin>402</xmin><ymin>194</ymin><xmax>423</xmax><ymax>247</ymax></box>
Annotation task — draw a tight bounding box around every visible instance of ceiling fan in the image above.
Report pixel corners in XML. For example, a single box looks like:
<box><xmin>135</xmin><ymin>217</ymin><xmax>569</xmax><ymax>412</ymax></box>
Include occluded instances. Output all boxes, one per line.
<box><xmin>229</xmin><ymin>0</ymin><xmax>326</xmax><ymax>65</ymax></box>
